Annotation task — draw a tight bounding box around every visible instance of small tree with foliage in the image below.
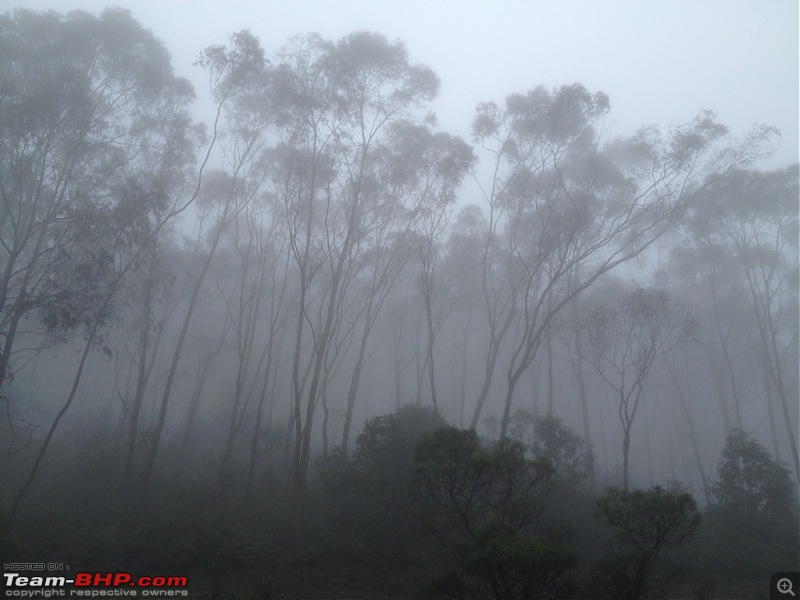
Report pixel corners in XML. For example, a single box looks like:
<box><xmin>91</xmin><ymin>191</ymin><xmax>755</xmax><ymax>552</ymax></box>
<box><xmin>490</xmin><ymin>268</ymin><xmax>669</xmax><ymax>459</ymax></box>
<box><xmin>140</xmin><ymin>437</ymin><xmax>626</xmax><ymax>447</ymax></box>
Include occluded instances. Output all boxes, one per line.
<box><xmin>415</xmin><ymin>427</ymin><xmax>576</xmax><ymax>600</ymax></box>
<box><xmin>712</xmin><ymin>428</ymin><xmax>796</xmax><ymax>519</ymax></box>
<box><xmin>701</xmin><ymin>429</ymin><xmax>799</xmax><ymax>580</ymax></box>
<box><xmin>315</xmin><ymin>404</ymin><xmax>446</xmax><ymax>568</ymax></box>
<box><xmin>531</xmin><ymin>414</ymin><xmax>594</xmax><ymax>487</ymax></box>
<box><xmin>593</xmin><ymin>485</ymin><xmax>701</xmax><ymax>600</ymax></box>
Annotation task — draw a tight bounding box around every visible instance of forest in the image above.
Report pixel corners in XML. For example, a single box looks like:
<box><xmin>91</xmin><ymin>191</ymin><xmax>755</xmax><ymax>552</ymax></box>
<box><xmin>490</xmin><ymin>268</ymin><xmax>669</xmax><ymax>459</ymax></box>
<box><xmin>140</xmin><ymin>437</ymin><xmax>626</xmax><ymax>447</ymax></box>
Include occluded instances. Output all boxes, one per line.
<box><xmin>0</xmin><ymin>7</ymin><xmax>798</xmax><ymax>600</ymax></box>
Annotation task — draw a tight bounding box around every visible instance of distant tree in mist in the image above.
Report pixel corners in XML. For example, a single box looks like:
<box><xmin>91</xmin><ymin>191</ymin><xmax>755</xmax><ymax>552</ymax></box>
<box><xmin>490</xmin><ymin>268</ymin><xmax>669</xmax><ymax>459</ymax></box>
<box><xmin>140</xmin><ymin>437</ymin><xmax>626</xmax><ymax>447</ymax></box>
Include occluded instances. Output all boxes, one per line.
<box><xmin>140</xmin><ymin>30</ymin><xmax>269</xmax><ymax>502</ymax></box>
<box><xmin>584</xmin><ymin>287</ymin><xmax>696</xmax><ymax>490</ymax></box>
<box><xmin>688</xmin><ymin>166</ymin><xmax>799</xmax><ymax>480</ymax></box>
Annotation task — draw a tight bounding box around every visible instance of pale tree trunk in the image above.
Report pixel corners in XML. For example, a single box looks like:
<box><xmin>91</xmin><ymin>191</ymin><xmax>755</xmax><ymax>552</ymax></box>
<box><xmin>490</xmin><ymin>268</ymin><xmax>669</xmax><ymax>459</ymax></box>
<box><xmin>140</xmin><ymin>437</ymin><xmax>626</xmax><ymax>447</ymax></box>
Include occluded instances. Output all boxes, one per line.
<box><xmin>762</xmin><ymin>356</ymin><xmax>782</xmax><ymax>462</ymax></box>
<box><xmin>124</xmin><ymin>242</ymin><xmax>175</xmax><ymax>487</ymax></box>
<box><xmin>124</xmin><ymin>260</ymin><xmax>157</xmax><ymax>485</ymax></box>
<box><xmin>178</xmin><ymin>319</ymin><xmax>231</xmax><ymax>457</ymax></box>
<box><xmin>11</xmin><ymin>274</ymin><xmax>118</xmax><ymax>514</ymax></box>
<box><xmin>141</xmin><ymin>207</ymin><xmax>234</xmax><ymax>501</ymax></box>
<box><xmin>666</xmin><ymin>359</ymin><xmax>711</xmax><ymax>505</ymax></box>
<box><xmin>622</xmin><ymin>426</ymin><xmax>632</xmax><ymax>492</ymax></box>
<box><xmin>571</xmin><ymin>332</ymin><xmax>595</xmax><ymax>487</ymax></box>
<box><xmin>545</xmin><ymin>328</ymin><xmax>555</xmax><ymax>416</ymax></box>
<box><xmin>644</xmin><ymin>391</ymin><xmax>655</xmax><ymax>486</ymax></box>
<box><xmin>292</xmin><ymin>225</ymin><xmax>353</xmax><ymax>558</ymax></box>
<box><xmin>470</xmin><ymin>310</ymin><xmax>515</xmax><ymax>429</ymax></box>
<box><xmin>218</xmin><ymin>266</ymin><xmax>265</xmax><ymax>495</ymax></box>
<box><xmin>452</xmin><ymin>311</ymin><xmax>473</xmax><ymax>428</ymax></box>
<box><xmin>620</xmin><ymin>383</ymin><xmax>645</xmax><ymax>491</ymax></box>
<box><xmin>391</xmin><ymin>310</ymin><xmax>405</xmax><ymax>408</ymax></box>
<box><xmin>746</xmin><ymin>266</ymin><xmax>799</xmax><ymax>479</ymax></box>
<box><xmin>246</xmin><ymin>259</ymin><xmax>292</xmax><ymax>500</ymax></box>
<box><xmin>341</xmin><ymin>310</ymin><xmax>374</xmax><ymax>454</ymax></box>
<box><xmin>709</xmin><ymin>360</ymin><xmax>733</xmax><ymax>434</ymax></box>
<box><xmin>423</xmin><ymin>282</ymin><xmax>439</xmax><ymax>412</ymax></box>
<box><xmin>709</xmin><ymin>277</ymin><xmax>741</xmax><ymax>430</ymax></box>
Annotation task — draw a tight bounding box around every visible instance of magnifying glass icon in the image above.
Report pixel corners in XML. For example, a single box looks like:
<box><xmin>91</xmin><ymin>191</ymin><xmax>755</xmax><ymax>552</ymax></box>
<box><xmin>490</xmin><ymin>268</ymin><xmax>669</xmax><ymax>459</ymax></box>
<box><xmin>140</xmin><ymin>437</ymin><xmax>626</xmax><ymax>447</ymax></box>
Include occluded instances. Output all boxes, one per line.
<box><xmin>778</xmin><ymin>578</ymin><xmax>796</xmax><ymax>596</ymax></box>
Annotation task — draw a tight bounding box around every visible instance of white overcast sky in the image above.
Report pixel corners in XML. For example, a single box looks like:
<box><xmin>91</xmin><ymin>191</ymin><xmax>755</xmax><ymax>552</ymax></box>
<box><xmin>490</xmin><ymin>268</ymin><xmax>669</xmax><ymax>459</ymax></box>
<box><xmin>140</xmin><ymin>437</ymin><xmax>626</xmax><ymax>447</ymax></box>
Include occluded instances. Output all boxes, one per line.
<box><xmin>5</xmin><ymin>0</ymin><xmax>799</xmax><ymax>171</ymax></box>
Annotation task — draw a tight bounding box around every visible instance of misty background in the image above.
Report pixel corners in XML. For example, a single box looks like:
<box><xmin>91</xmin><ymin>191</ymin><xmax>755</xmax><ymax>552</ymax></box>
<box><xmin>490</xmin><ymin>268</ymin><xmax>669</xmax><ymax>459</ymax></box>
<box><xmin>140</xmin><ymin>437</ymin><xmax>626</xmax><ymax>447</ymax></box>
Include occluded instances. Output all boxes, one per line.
<box><xmin>0</xmin><ymin>1</ymin><xmax>797</xmax><ymax>598</ymax></box>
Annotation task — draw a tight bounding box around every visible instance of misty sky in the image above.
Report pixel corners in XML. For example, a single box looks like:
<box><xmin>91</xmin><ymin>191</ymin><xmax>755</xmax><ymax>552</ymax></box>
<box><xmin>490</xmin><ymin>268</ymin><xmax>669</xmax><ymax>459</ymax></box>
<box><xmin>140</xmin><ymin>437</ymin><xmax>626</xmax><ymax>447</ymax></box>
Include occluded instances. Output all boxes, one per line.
<box><xmin>6</xmin><ymin>0</ymin><xmax>799</xmax><ymax>172</ymax></box>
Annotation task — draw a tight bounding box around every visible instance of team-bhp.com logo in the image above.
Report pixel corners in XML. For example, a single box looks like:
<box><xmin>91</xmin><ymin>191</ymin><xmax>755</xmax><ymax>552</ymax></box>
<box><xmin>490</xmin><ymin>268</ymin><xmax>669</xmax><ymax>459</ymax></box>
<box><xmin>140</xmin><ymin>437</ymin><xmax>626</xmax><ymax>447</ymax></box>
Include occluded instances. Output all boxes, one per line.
<box><xmin>4</xmin><ymin>571</ymin><xmax>189</xmax><ymax>597</ymax></box>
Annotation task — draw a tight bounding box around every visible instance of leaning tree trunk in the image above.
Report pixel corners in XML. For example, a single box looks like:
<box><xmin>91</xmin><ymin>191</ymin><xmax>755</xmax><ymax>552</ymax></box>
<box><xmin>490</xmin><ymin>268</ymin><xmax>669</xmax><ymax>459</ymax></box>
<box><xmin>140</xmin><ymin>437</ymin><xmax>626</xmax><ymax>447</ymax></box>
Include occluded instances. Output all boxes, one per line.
<box><xmin>141</xmin><ymin>214</ymin><xmax>230</xmax><ymax>502</ymax></box>
<box><xmin>11</xmin><ymin>284</ymin><xmax>115</xmax><ymax>514</ymax></box>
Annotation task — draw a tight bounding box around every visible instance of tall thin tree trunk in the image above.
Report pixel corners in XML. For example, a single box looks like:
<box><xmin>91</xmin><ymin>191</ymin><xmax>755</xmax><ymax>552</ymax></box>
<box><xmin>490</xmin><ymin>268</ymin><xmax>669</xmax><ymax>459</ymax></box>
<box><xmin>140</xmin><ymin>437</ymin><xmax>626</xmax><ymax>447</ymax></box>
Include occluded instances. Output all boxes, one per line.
<box><xmin>470</xmin><ymin>310</ymin><xmax>515</xmax><ymax>429</ymax></box>
<box><xmin>142</xmin><ymin>215</ymin><xmax>229</xmax><ymax>501</ymax></box>
<box><xmin>573</xmin><ymin>334</ymin><xmax>595</xmax><ymax>487</ymax></box>
<box><xmin>667</xmin><ymin>360</ymin><xmax>711</xmax><ymax>504</ymax></box>
<box><xmin>546</xmin><ymin>329</ymin><xmax>555</xmax><ymax>416</ymax></box>
<box><xmin>341</xmin><ymin>299</ymin><xmax>376</xmax><ymax>455</ymax></box>
<box><xmin>11</xmin><ymin>287</ymin><xmax>113</xmax><ymax>514</ymax></box>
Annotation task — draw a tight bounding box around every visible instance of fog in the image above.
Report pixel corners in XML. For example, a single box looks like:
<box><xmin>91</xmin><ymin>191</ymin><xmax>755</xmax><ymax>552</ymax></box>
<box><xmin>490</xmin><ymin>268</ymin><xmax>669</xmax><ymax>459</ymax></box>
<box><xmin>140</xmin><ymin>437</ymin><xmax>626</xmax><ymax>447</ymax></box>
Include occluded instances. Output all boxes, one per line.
<box><xmin>0</xmin><ymin>2</ymin><xmax>798</xmax><ymax>599</ymax></box>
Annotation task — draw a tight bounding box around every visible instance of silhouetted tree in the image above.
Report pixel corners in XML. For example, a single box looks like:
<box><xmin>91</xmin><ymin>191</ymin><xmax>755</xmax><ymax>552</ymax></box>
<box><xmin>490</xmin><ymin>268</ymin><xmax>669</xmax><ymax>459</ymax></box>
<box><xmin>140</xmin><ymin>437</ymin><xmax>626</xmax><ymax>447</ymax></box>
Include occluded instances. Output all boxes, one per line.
<box><xmin>698</xmin><ymin>429</ymin><xmax>799</xmax><ymax>579</ymax></box>
<box><xmin>415</xmin><ymin>427</ymin><xmax>575</xmax><ymax>599</ymax></box>
<box><xmin>593</xmin><ymin>485</ymin><xmax>701</xmax><ymax>600</ymax></box>
<box><xmin>316</xmin><ymin>404</ymin><xmax>445</xmax><ymax>566</ymax></box>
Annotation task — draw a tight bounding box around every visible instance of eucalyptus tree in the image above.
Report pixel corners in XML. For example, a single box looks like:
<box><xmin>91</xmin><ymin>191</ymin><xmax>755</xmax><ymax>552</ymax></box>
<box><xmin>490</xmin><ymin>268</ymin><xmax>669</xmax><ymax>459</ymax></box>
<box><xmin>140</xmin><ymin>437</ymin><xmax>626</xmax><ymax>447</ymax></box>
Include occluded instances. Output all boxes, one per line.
<box><xmin>340</xmin><ymin>123</ymin><xmax>473</xmax><ymax>442</ymax></box>
<box><xmin>468</xmin><ymin>83</ymin><xmax>777</xmax><ymax>437</ymax></box>
<box><xmin>666</xmin><ymin>244</ymin><xmax>755</xmax><ymax>433</ymax></box>
<box><xmin>118</xmin><ymin>238</ymin><xmax>182</xmax><ymax>486</ymax></box>
<box><xmin>468</xmin><ymin>84</ymin><xmax>618</xmax><ymax>431</ymax></box>
<box><xmin>240</xmin><ymin>207</ymin><xmax>296</xmax><ymax>501</ymax></box>
<box><xmin>0</xmin><ymin>8</ymin><xmax>195</xmax><ymax>389</ymax></box>
<box><xmin>215</xmin><ymin>184</ymin><xmax>298</xmax><ymax>483</ymax></box>
<box><xmin>557</xmin><ymin>293</ymin><xmax>597</xmax><ymax>485</ymax></box>
<box><xmin>412</xmin><ymin>129</ymin><xmax>474</xmax><ymax>412</ymax></box>
<box><xmin>688</xmin><ymin>166</ymin><xmax>799</xmax><ymax>481</ymax></box>
<box><xmin>214</xmin><ymin>202</ymin><xmax>272</xmax><ymax>492</ymax></box>
<box><xmin>141</xmin><ymin>30</ymin><xmax>270</xmax><ymax>499</ymax></box>
<box><xmin>435</xmin><ymin>205</ymin><xmax>486</xmax><ymax>424</ymax></box>
<box><xmin>2</xmin><ymin>8</ymin><xmax>201</xmax><ymax>514</ymax></box>
<box><xmin>269</xmin><ymin>31</ymin><xmax>472</xmax><ymax>557</ymax></box>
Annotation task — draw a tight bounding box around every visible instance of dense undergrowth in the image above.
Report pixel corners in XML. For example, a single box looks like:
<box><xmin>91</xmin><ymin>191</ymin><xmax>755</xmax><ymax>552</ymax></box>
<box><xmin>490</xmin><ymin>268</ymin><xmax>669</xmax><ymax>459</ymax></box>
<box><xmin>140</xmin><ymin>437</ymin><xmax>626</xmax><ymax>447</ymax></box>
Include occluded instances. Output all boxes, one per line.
<box><xmin>2</xmin><ymin>406</ymin><xmax>797</xmax><ymax>599</ymax></box>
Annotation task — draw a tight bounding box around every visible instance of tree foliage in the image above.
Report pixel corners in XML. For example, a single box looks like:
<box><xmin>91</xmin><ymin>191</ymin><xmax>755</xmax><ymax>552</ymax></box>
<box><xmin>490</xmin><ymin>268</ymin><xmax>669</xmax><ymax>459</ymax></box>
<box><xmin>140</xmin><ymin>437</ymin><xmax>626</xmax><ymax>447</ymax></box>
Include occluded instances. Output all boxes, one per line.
<box><xmin>711</xmin><ymin>428</ymin><xmax>797</xmax><ymax>519</ymax></box>
<box><xmin>415</xmin><ymin>426</ymin><xmax>577</xmax><ymax>600</ymax></box>
<box><xmin>594</xmin><ymin>485</ymin><xmax>702</xmax><ymax>600</ymax></box>
<box><xmin>0</xmin><ymin>8</ymin><xmax>196</xmax><ymax>384</ymax></box>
